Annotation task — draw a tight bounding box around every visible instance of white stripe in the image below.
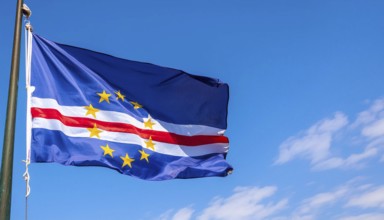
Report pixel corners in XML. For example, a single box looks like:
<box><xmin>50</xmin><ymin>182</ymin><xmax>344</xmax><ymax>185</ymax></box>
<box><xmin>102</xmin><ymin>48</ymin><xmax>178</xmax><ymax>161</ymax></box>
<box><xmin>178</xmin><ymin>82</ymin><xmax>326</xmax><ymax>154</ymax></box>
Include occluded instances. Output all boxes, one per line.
<box><xmin>31</xmin><ymin>97</ymin><xmax>226</xmax><ymax>136</ymax></box>
<box><xmin>32</xmin><ymin>118</ymin><xmax>229</xmax><ymax>157</ymax></box>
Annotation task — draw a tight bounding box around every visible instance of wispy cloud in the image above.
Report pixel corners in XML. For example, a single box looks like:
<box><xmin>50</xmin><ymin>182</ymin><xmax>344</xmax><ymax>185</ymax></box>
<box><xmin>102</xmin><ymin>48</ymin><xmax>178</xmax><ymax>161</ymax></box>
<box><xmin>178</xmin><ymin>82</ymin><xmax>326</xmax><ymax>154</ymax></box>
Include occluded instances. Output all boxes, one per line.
<box><xmin>172</xmin><ymin>207</ymin><xmax>195</xmax><ymax>220</ymax></box>
<box><xmin>352</xmin><ymin>99</ymin><xmax>384</xmax><ymax>128</ymax></box>
<box><xmin>346</xmin><ymin>186</ymin><xmax>384</xmax><ymax>209</ymax></box>
<box><xmin>158</xmin><ymin>186</ymin><xmax>288</xmax><ymax>220</ymax></box>
<box><xmin>362</xmin><ymin>119</ymin><xmax>384</xmax><ymax>138</ymax></box>
<box><xmin>157</xmin><ymin>180</ymin><xmax>384</xmax><ymax>220</ymax></box>
<box><xmin>275</xmin><ymin>98</ymin><xmax>384</xmax><ymax>170</ymax></box>
<box><xmin>157</xmin><ymin>209</ymin><xmax>174</xmax><ymax>220</ymax></box>
<box><xmin>157</xmin><ymin>207</ymin><xmax>194</xmax><ymax>220</ymax></box>
<box><xmin>296</xmin><ymin>187</ymin><xmax>347</xmax><ymax>215</ymax></box>
<box><xmin>289</xmin><ymin>179</ymin><xmax>384</xmax><ymax>219</ymax></box>
<box><xmin>275</xmin><ymin>112</ymin><xmax>348</xmax><ymax>165</ymax></box>
<box><xmin>338</xmin><ymin>213</ymin><xmax>384</xmax><ymax>220</ymax></box>
<box><xmin>312</xmin><ymin>148</ymin><xmax>378</xmax><ymax>170</ymax></box>
<box><xmin>196</xmin><ymin>186</ymin><xmax>287</xmax><ymax>220</ymax></box>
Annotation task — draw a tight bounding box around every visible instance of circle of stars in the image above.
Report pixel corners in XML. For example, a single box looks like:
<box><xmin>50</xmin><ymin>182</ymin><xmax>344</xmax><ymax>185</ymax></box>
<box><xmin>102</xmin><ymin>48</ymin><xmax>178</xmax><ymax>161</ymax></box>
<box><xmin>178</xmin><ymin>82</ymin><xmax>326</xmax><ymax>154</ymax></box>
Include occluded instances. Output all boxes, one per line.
<box><xmin>83</xmin><ymin>89</ymin><xmax>157</xmax><ymax>169</ymax></box>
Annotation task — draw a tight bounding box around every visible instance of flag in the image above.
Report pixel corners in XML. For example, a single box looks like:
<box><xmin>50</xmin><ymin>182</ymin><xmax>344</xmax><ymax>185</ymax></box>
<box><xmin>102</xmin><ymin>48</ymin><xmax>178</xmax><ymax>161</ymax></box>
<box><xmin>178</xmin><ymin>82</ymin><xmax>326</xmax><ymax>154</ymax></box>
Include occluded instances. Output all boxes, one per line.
<box><xmin>29</xmin><ymin>34</ymin><xmax>232</xmax><ymax>180</ymax></box>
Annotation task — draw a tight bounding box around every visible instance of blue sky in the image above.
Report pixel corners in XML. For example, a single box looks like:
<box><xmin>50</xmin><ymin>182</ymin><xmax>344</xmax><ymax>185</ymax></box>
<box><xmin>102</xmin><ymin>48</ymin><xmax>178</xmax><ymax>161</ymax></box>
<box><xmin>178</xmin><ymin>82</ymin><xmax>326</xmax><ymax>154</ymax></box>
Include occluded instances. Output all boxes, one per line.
<box><xmin>1</xmin><ymin>1</ymin><xmax>384</xmax><ymax>219</ymax></box>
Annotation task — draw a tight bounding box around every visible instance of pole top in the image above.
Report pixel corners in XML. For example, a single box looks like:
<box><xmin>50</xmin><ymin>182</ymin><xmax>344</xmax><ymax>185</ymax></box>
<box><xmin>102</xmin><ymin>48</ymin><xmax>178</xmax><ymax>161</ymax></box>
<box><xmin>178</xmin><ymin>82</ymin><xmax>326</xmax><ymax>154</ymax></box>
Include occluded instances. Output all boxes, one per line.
<box><xmin>22</xmin><ymin>4</ymin><xmax>31</xmax><ymax>19</ymax></box>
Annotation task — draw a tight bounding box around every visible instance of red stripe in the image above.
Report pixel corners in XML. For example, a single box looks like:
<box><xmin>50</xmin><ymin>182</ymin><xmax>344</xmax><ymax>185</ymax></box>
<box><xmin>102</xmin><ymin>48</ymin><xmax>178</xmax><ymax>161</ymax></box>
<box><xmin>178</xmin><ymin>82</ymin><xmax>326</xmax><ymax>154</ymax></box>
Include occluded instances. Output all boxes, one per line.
<box><xmin>31</xmin><ymin>107</ymin><xmax>229</xmax><ymax>146</ymax></box>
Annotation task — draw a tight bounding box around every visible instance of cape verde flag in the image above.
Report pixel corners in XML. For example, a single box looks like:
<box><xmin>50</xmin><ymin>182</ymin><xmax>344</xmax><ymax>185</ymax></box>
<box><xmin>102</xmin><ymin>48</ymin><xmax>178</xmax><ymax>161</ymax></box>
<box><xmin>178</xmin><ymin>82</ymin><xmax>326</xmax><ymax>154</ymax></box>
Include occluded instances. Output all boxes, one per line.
<box><xmin>29</xmin><ymin>34</ymin><xmax>232</xmax><ymax>180</ymax></box>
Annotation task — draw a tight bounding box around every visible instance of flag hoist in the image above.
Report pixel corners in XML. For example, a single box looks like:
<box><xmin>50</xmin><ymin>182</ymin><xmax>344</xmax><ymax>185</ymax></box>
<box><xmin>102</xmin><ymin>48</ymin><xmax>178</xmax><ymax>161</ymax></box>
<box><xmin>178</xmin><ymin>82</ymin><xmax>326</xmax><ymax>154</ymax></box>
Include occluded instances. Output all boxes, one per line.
<box><xmin>0</xmin><ymin>1</ymin><xmax>31</xmax><ymax>220</ymax></box>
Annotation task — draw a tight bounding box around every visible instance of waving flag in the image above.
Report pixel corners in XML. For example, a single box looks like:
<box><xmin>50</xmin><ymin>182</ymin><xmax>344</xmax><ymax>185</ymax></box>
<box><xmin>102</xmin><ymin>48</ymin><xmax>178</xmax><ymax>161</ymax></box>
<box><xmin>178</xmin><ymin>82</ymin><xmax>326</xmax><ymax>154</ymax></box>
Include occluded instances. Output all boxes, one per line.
<box><xmin>29</xmin><ymin>34</ymin><xmax>232</xmax><ymax>180</ymax></box>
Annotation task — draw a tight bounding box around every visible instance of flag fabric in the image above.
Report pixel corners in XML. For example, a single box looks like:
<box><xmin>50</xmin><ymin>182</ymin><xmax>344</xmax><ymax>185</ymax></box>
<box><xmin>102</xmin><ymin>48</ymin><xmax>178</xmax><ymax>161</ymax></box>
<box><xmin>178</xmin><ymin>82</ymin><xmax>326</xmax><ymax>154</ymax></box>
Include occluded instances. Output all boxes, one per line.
<box><xmin>29</xmin><ymin>34</ymin><xmax>232</xmax><ymax>180</ymax></box>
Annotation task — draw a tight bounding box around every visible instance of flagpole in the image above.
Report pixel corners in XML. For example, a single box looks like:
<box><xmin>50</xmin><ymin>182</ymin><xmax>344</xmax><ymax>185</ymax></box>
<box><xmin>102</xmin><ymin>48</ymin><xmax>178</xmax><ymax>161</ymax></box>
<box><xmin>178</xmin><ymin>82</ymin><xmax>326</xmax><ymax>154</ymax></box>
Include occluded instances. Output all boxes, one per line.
<box><xmin>0</xmin><ymin>0</ymin><xmax>29</xmax><ymax>219</ymax></box>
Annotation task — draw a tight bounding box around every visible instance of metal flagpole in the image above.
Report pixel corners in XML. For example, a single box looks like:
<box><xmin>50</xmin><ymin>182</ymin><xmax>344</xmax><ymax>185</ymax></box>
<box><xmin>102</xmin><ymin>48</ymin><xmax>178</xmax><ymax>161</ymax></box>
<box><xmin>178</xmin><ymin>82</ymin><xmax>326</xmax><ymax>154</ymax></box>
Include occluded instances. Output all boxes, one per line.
<box><xmin>0</xmin><ymin>0</ymin><xmax>30</xmax><ymax>219</ymax></box>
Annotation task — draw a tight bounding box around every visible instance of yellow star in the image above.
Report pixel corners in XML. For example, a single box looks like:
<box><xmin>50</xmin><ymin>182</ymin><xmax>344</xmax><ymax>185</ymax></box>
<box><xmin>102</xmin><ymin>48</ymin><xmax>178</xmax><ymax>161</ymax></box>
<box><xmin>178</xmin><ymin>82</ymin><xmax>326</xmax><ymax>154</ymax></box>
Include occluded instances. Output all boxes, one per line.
<box><xmin>144</xmin><ymin>118</ymin><xmax>155</xmax><ymax>129</ymax></box>
<box><xmin>97</xmin><ymin>90</ymin><xmax>111</xmax><ymax>103</ymax></box>
<box><xmin>100</xmin><ymin>144</ymin><xmax>115</xmax><ymax>157</ymax></box>
<box><xmin>130</xmin><ymin>101</ymin><xmax>142</xmax><ymax>109</ymax></box>
<box><xmin>84</xmin><ymin>104</ymin><xmax>99</xmax><ymax>118</ymax></box>
<box><xmin>115</xmin><ymin>90</ymin><xmax>125</xmax><ymax>101</ymax></box>
<box><xmin>87</xmin><ymin>123</ymin><xmax>102</xmax><ymax>138</ymax></box>
<box><xmin>145</xmin><ymin>136</ymin><xmax>156</xmax><ymax>150</ymax></box>
<box><xmin>120</xmin><ymin>153</ymin><xmax>134</xmax><ymax>168</ymax></box>
<box><xmin>139</xmin><ymin>149</ymin><xmax>150</xmax><ymax>163</ymax></box>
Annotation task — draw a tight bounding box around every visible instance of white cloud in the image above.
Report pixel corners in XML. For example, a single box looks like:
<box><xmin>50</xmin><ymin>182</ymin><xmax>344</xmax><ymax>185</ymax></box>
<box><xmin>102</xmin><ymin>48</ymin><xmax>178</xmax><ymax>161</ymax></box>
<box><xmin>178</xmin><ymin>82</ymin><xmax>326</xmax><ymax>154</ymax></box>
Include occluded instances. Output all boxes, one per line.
<box><xmin>196</xmin><ymin>186</ymin><xmax>287</xmax><ymax>220</ymax></box>
<box><xmin>172</xmin><ymin>207</ymin><xmax>194</xmax><ymax>220</ymax></box>
<box><xmin>313</xmin><ymin>148</ymin><xmax>378</xmax><ymax>170</ymax></box>
<box><xmin>287</xmin><ymin>179</ymin><xmax>384</xmax><ymax>219</ymax></box>
<box><xmin>338</xmin><ymin>213</ymin><xmax>384</xmax><ymax>220</ymax></box>
<box><xmin>157</xmin><ymin>207</ymin><xmax>194</xmax><ymax>220</ymax></box>
<box><xmin>275</xmin><ymin>112</ymin><xmax>348</xmax><ymax>165</ymax></box>
<box><xmin>346</xmin><ymin>186</ymin><xmax>384</xmax><ymax>209</ymax></box>
<box><xmin>157</xmin><ymin>186</ymin><xmax>287</xmax><ymax>220</ymax></box>
<box><xmin>352</xmin><ymin>99</ymin><xmax>384</xmax><ymax>127</ymax></box>
<box><xmin>301</xmin><ymin>188</ymin><xmax>346</xmax><ymax>211</ymax></box>
<box><xmin>157</xmin><ymin>180</ymin><xmax>384</xmax><ymax>220</ymax></box>
<box><xmin>311</xmin><ymin>157</ymin><xmax>343</xmax><ymax>170</ymax></box>
<box><xmin>157</xmin><ymin>209</ymin><xmax>174</xmax><ymax>220</ymax></box>
<box><xmin>291</xmin><ymin>215</ymin><xmax>315</xmax><ymax>220</ymax></box>
<box><xmin>343</xmin><ymin>148</ymin><xmax>378</xmax><ymax>165</ymax></box>
<box><xmin>362</xmin><ymin>118</ymin><xmax>384</xmax><ymax>138</ymax></box>
<box><xmin>356</xmin><ymin>184</ymin><xmax>373</xmax><ymax>191</ymax></box>
<box><xmin>293</xmin><ymin>187</ymin><xmax>347</xmax><ymax>219</ymax></box>
<box><xmin>275</xmin><ymin>98</ymin><xmax>384</xmax><ymax>170</ymax></box>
